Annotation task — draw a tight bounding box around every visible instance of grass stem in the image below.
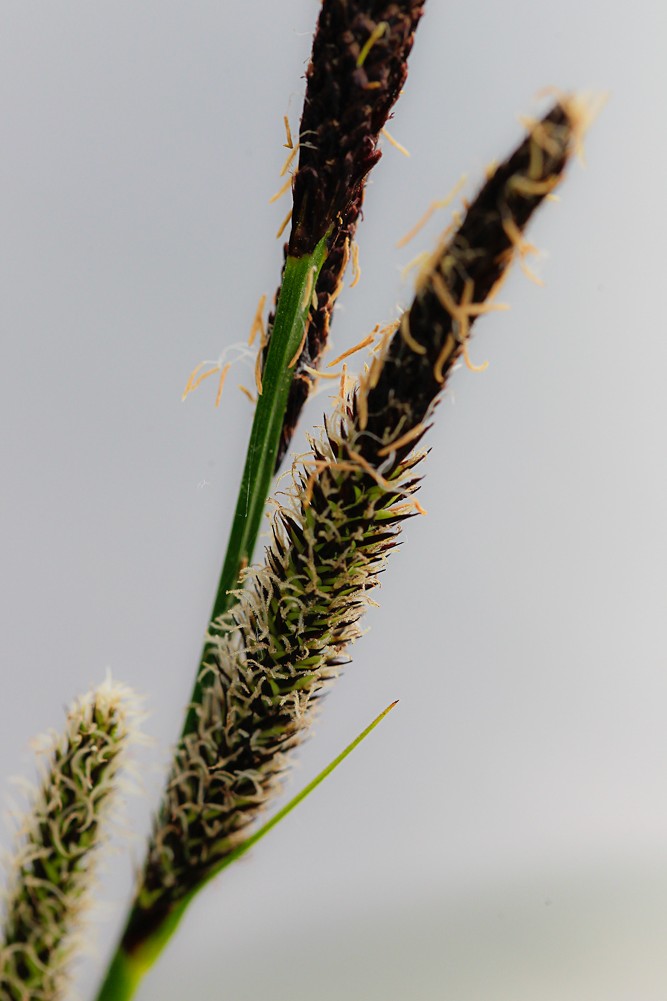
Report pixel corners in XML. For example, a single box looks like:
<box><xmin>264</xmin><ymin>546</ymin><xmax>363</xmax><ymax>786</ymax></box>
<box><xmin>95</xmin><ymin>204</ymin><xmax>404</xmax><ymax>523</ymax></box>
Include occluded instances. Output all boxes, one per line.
<box><xmin>184</xmin><ymin>238</ymin><xmax>329</xmax><ymax>733</ymax></box>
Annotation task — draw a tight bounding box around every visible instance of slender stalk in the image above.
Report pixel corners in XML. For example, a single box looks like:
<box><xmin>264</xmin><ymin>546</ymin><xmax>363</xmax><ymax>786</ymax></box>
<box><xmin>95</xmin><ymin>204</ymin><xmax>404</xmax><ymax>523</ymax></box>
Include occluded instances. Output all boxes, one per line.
<box><xmin>209</xmin><ymin>245</ymin><xmax>329</xmax><ymax>622</ymax></box>
<box><xmin>185</xmin><ymin>238</ymin><xmax>329</xmax><ymax>730</ymax></box>
<box><xmin>94</xmin><ymin>702</ymin><xmax>397</xmax><ymax>1001</ymax></box>
<box><xmin>210</xmin><ymin>700</ymin><xmax>399</xmax><ymax>876</ymax></box>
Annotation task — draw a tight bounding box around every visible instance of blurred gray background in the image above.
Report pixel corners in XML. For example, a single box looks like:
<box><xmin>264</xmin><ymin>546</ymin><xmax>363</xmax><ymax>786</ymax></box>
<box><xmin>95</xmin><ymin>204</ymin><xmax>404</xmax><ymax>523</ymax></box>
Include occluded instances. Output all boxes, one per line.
<box><xmin>1</xmin><ymin>2</ymin><xmax>667</xmax><ymax>999</ymax></box>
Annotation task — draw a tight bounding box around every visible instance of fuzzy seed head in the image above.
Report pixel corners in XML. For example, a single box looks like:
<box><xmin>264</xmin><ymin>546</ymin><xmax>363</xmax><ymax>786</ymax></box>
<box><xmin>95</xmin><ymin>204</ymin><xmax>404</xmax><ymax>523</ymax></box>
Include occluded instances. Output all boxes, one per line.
<box><xmin>0</xmin><ymin>682</ymin><xmax>133</xmax><ymax>1001</ymax></box>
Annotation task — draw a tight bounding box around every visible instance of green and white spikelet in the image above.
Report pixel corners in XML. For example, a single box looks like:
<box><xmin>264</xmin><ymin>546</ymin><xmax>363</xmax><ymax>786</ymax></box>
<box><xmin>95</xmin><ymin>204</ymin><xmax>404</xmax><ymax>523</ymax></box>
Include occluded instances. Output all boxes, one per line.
<box><xmin>0</xmin><ymin>681</ymin><xmax>134</xmax><ymax>1001</ymax></box>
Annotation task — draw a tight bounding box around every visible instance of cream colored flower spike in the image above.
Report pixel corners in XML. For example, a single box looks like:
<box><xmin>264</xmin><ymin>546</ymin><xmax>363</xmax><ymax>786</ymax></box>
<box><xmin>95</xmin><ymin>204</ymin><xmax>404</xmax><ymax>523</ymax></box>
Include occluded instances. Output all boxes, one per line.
<box><xmin>0</xmin><ymin>681</ymin><xmax>136</xmax><ymax>1001</ymax></box>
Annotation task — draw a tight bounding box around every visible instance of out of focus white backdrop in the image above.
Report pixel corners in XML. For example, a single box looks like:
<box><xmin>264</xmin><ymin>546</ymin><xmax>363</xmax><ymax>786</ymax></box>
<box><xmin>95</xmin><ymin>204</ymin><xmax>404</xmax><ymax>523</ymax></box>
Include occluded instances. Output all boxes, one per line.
<box><xmin>1</xmin><ymin>2</ymin><xmax>667</xmax><ymax>999</ymax></box>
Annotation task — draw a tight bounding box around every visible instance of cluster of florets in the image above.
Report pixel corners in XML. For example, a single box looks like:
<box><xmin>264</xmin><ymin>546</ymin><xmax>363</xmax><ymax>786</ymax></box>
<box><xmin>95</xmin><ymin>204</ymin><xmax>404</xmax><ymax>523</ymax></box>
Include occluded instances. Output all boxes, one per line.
<box><xmin>0</xmin><ymin>684</ymin><xmax>130</xmax><ymax>1001</ymax></box>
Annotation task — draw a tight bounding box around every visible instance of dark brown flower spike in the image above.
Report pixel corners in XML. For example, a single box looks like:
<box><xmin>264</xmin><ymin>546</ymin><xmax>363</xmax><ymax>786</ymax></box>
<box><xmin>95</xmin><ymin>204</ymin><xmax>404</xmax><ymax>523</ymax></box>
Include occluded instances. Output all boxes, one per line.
<box><xmin>0</xmin><ymin>683</ymin><xmax>134</xmax><ymax>1001</ymax></box>
<box><xmin>270</xmin><ymin>0</ymin><xmax>426</xmax><ymax>466</ymax></box>
<box><xmin>357</xmin><ymin>99</ymin><xmax>582</xmax><ymax>465</ymax></box>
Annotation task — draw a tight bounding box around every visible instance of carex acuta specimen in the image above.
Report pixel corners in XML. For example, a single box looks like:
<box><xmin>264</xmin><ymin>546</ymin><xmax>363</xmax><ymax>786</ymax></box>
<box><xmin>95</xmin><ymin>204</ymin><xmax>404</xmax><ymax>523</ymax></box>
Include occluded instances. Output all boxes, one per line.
<box><xmin>119</xmin><ymin>100</ymin><xmax>581</xmax><ymax>966</ymax></box>
<box><xmin>1</xmin><ymin>3</ymin><xmax>594</xmax><ymax>1000</ymax></box>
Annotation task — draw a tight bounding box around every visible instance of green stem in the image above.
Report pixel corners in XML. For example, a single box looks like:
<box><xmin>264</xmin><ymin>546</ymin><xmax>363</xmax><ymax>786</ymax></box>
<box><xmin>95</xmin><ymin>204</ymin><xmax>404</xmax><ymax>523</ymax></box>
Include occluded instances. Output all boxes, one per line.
<box><xmin>94</xmin><ymin>947</ymin><xmax>144</xmax><ymax>1001</ymax></box>
<box><xmin>94</xmin><ymin>893</ymin><xmax>191</xmax><ymax>1001</ymax></box>
<box><xmin>184</xmin><ymin>236</ymin><xmax>329</xmax><ymax>733</ymax></box>
<box><xmin>93</xmin><ymin>701</ymin><xmax>397</xmax><ymax>1001</ymax></box>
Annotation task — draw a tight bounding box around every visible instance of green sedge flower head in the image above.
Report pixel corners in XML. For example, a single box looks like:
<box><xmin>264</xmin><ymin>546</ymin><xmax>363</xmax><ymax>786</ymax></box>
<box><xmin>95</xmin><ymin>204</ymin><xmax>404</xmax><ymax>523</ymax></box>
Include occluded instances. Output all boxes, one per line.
<box><xmin>0</xmin><ymin>681</ymin><xmax>135</xmax><ymax>1001</ymax></box>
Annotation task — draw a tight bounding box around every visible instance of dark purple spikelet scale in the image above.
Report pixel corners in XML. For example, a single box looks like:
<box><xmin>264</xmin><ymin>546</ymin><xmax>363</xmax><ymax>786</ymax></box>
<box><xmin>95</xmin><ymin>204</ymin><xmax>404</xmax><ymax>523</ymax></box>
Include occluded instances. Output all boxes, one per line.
<box><xmin>272</xmin><ymin>200</ymin><xmax>361</xmax><ymax>465</ymax></box>
<box><xmin>128</xmin><ymin>102</ymin><xmax>577</xmax><ymax>948</ymax></box>
<box><xmin>358</xmin><ymin>102</ymin><xmax>578</xmax><ymax>464</ymax></box>
<box><xmin>289</xmin><ymin>0</ymin><xmax>425</xmax><ymax>257</ymax></box>
<box><xmin>269</xmin><ymin>0</ymin><xmax>425</xmax><ymax>466</ymax></box>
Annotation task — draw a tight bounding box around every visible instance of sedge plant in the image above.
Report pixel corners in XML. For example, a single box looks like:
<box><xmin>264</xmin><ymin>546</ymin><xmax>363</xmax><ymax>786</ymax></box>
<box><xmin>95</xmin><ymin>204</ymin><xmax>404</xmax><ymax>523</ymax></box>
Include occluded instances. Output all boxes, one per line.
<box><xmin>0</xmin><ymin>3</ymin><xmax>589</xmax><ymax>999</ymax></box>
